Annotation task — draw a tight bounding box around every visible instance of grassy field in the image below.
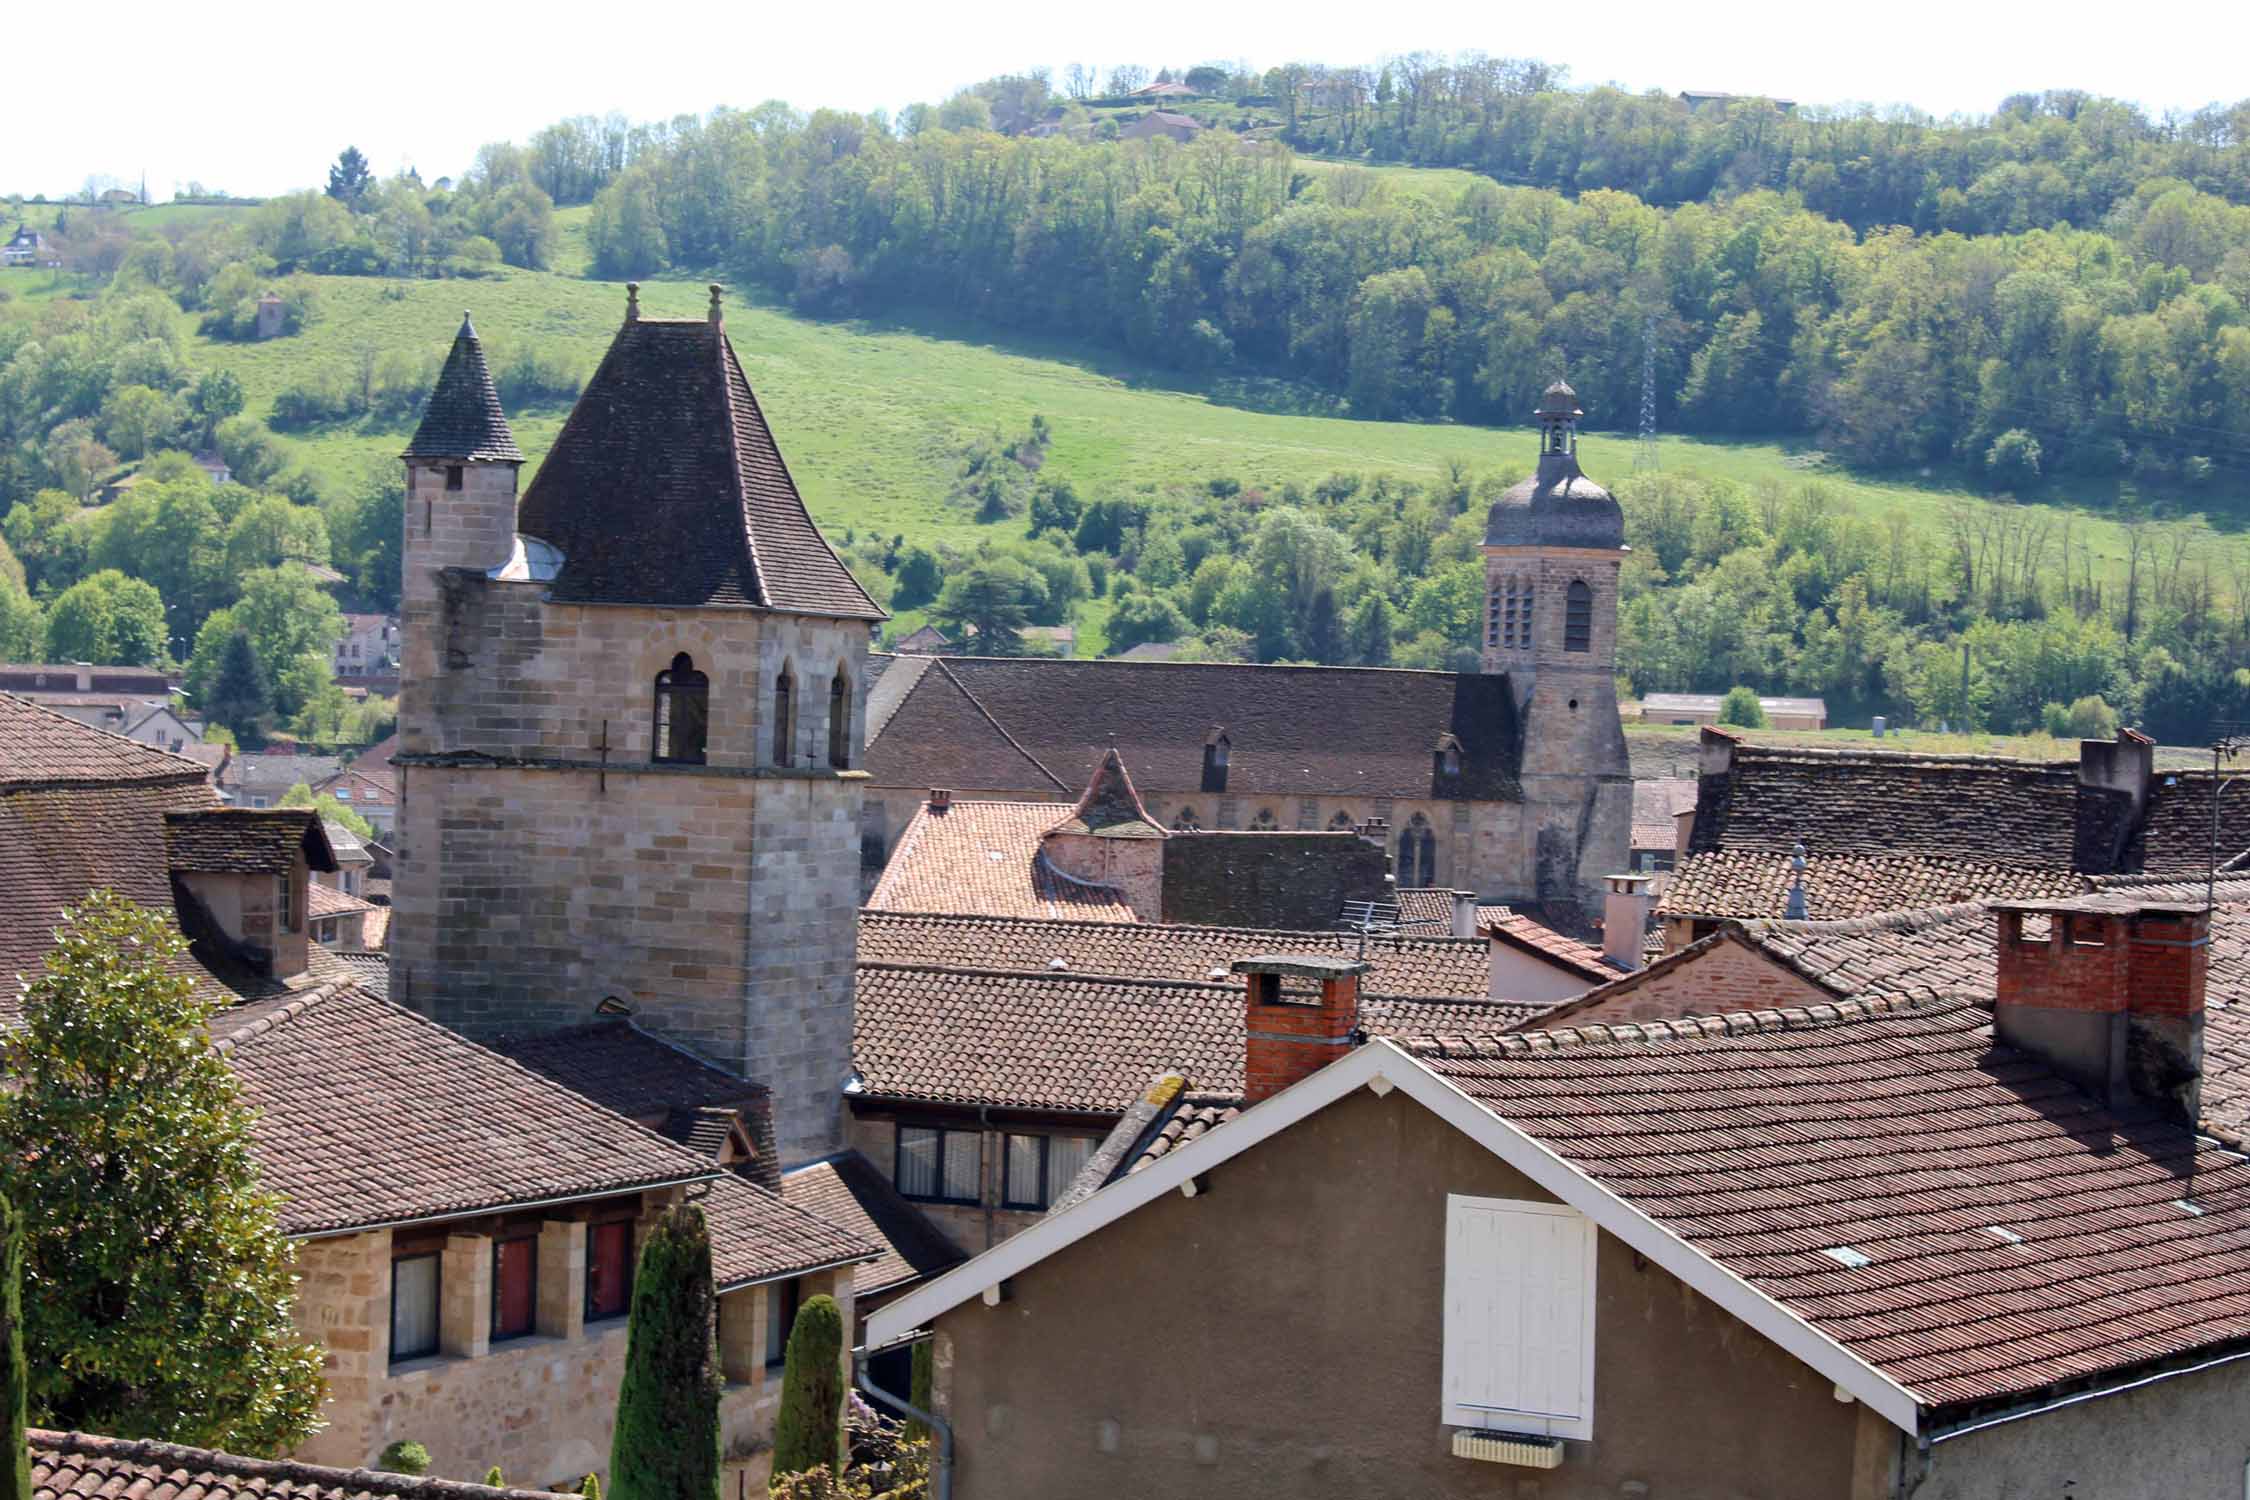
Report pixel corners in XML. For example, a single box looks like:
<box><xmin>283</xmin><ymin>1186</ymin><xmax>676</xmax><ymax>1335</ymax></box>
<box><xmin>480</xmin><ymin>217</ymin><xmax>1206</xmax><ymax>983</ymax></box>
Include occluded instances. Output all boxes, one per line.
<box><xmin>178</xmin><ymin>259</ymin><xmax>2206</xmax><ymax>590</ymax></box>
<box><xmin>1291</xmin><ymin>155</ymin><xmax>1493</xmax><ymax>199</ymax></box>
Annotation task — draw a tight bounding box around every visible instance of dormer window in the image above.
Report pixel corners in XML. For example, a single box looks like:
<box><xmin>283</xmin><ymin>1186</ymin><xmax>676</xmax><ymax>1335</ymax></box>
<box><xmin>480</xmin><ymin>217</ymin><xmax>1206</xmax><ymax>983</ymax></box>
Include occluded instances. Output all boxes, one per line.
<box><xmin>653</xmin><ymin>653</ymin><xmax>709</xmax><ymax>765</ymax></box>
<box><xmin>1202</xmin><ymin>732</ymin><xmax>1230</xmax><ymax>794</ymax></box>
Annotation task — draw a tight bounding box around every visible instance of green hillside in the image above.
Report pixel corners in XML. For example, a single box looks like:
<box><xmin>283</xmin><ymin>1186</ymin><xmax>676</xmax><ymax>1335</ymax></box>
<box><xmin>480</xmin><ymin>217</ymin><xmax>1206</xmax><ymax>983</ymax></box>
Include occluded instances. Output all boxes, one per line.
<box><xmin>178</xmin><ymin>258</ymin><xmax>2180</xmax><ymax>584</ymax></box>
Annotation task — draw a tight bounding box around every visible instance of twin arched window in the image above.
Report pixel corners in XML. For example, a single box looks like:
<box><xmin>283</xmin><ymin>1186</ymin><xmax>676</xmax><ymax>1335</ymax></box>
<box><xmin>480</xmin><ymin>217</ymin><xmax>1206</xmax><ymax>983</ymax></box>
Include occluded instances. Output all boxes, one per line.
<box><xmin>653</xmin><ymin>653</ymin><xmax>709</xmax><ymax>765</ymax></box>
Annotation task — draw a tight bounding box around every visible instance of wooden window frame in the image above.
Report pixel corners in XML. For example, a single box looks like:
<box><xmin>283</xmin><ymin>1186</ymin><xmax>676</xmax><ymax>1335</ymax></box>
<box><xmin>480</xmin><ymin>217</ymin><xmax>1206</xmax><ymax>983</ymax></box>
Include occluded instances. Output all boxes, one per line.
<box><xmin>389</xmin><ymin>1251</ymin><xmax>441</xmax><ymax>1365</ymax></box>
<box><xmin>490</xmin><ymin>1233</ymin><xmax>539</xmax><ymax>1344</ymax></box>
<box><xmin>584</xmin><ymin>1218</ymin><xmax>634</xmax><ymax>1323</ymax></box>
<box><xmin>893</xmin><ymin>1121</ymin><xmax>980</xmax><ymax>1206</ymax></box>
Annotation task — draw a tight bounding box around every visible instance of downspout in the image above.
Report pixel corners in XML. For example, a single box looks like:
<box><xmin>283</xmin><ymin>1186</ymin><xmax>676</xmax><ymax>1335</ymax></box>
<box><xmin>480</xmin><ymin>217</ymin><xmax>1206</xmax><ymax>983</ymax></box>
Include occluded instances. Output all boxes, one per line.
<box><xmin>856</xmin><ymin>1345</ymin><xmax>953</xmax><ymax>1500</ymax></box>
<box><xmin>979</xmin><ymin>1103</ymin><xmax>995</xmax><ymax>1250</ymax></box>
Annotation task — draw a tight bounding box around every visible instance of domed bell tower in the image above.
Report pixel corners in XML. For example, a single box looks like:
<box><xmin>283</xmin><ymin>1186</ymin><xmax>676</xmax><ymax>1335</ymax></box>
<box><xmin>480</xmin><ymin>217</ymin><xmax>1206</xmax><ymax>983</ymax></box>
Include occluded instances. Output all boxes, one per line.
<box><xmin>1481</xmin><ymin>381</ymin><xmax>1632</xmax><ymax>912</ymax></box>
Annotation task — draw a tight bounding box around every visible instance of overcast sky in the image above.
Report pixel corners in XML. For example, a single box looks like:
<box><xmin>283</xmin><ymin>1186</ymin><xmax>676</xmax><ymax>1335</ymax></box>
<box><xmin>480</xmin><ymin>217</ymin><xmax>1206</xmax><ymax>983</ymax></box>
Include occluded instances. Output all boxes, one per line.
<box><xmin>9</xmin><ymin>0</ymin><xmax>2242</xmax><ymax>200</ymax></box>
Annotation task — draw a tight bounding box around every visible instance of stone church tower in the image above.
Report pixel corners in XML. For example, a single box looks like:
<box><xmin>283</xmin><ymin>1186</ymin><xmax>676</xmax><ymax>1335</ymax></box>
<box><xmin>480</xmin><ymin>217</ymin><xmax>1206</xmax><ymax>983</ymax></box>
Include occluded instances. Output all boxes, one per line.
<box><xmin>1481</xmin><ymin>380</ymin><xmax>1633</xmax><ymax>912</ymax></box>
<box><xmin>391</xmin><ymin>288</ymin><xmax>886</xmax><ymax>1161</ymax></box>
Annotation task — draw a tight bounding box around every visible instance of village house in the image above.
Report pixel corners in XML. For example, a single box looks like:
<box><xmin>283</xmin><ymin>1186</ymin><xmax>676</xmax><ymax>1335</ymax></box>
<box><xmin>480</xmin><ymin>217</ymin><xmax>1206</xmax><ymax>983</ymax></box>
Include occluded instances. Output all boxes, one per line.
<box><xmin>334</xmin><ymin>612</ymin><xmax>401</xmax><ymax>677</ymax></box>
<box><xmin>1119</xmin><ymin>111</ymin><xmax>1204</xmax><ymax>143</ymax></box>
<box><xmin>3</xmin><ymin>224</ymin><xmax>48</xmax><ymax>267</ymax></box>
<box><xmin>222</xmin><ymin>750</ymin><xmax>344</xmax><ymax>809</ymax></box>
<box><xmin>0</xmin><ymin>690</ymin><xmax>880</xmax><ymax>1485</ymax></box>
<box><xmin>1636</xmin><ymin>690</ymin><xmax>1827</xmax><ymax>729</ymax></box>
<box><xmin>863</xmin><ymin>381</ymin><xmax>1633</xmax><ymax>921</ymax></box>
<box><xmin>848</xmin><ymin>907</ymin><xmax>1535</xmax><ymax>1251</ymax></box>
<box><xmin>1655</xmin><ymin>725</ymin><xmax>2239</xmax><ymax>945</ymax></box>
<box><xmin>869</xmin><ymin>897</ymin><xmax>2250</xmax><ymax>1499</ymax></box>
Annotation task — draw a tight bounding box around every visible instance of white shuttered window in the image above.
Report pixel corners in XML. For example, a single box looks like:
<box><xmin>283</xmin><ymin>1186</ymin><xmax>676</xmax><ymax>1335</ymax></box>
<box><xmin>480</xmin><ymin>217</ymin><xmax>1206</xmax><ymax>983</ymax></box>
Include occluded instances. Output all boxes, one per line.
<box><xmin>1442</xmin><ymin>1194</ymin><xmax>1597</xmax><ymax>1439</ymax></box>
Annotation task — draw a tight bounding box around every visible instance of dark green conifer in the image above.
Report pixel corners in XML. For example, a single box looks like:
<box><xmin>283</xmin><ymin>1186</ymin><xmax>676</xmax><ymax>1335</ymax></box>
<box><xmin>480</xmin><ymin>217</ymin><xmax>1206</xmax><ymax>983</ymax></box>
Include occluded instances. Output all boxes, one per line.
<box><xmin>608</xmin><ymin>1206</ymin><xmax>720</xmax><ymax>1500</ymax></box>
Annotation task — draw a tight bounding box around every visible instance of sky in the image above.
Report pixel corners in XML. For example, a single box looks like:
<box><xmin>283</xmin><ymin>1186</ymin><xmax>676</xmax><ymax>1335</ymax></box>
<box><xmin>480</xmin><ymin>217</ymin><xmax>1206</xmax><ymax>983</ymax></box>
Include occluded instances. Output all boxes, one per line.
<box><xmin>7</xmin><ymin>0</ymin><xmax>2244</xmax><ymax>200</ymax></box>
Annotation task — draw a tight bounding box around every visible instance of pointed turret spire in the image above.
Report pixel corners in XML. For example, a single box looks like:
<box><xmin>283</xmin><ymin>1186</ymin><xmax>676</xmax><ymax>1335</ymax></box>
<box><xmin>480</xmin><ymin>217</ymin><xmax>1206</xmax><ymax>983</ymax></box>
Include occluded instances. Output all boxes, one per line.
<box><xmin>404</xmin><ymin>313</ymin><xmax>522</xmax><ymax>463</ymax></box>
<box><xmin>1048</xmin><ymin>746</ymin><xmax>1165</xmax><ymax>839</ymax></box>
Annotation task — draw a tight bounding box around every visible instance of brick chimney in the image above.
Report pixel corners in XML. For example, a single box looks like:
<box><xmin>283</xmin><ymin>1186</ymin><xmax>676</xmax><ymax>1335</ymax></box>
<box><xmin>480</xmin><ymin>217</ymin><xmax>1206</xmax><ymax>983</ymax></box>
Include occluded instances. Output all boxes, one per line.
<box><xmin>1603</xmin><ymin>873</ymin><xmax>1654</xmax><ymax>971</ymax></box>
<box><xmin>1993</xmin><ymin>898</ymin><xmax>2208</xmax><ymax>1125</ymax></box>
<box><xmin>1232</xmin><ymin>954</ymin><xmax>1370</xmax><ymax>1104</ymax></box>
<box><xmin>928</xmin><ymin>787</ymin><xmax>952</xmax><ymax>812</ymax></box>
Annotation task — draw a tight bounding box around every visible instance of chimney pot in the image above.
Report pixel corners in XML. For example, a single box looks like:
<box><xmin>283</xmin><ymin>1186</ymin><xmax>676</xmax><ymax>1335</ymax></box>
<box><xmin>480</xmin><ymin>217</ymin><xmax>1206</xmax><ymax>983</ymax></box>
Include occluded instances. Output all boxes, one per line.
<box><xmin>1993</xmin><ymin>899</ymin><xmax>2207</xmax><ymax>1124</ymax></box>
<box><xmin>1233</xmin><ymin>954</ymin><xmax>1370</xmax><ymax>1103</ymax></box>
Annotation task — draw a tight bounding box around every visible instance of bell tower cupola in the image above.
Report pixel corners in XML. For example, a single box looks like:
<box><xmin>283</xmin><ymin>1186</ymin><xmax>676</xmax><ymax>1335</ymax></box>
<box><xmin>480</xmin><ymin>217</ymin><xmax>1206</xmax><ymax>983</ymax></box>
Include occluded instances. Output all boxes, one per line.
<box><xmin>1479</xmin><ymin>379</ymin><xmax>1631</xmax><ymax>912</ymax></box>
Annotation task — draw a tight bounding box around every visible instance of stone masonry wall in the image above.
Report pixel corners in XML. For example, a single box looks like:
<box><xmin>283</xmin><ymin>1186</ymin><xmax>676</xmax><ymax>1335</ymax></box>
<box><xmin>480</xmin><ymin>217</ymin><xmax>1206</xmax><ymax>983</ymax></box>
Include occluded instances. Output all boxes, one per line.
<box><xmin>396</xmin><ymin>504</ymin><xmax>872</xmax><ymax>1158</ymax></box>
<box><xmin>290</xmin><ymin>1216</ymin><xmax>853</xmax><ymax>1488</ymax></box>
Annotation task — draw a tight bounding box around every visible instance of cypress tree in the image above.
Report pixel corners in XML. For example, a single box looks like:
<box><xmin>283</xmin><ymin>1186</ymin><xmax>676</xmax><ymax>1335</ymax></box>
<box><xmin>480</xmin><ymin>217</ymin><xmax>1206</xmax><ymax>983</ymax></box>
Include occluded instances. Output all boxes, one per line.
<box><xmin>206</xmin><ymin>631</ymin><xmax>268</xmax><ymax>745</ymax></box>
<box><xmin>483</xmin><ymin>1468</ymin><xmax>505</xmax><ymax>1488</ymax></box>
<box><xmin>579</xmin><ymin>1476</ymin><xmax>599</xmax><ymax>1500</ymax></box>
<box><xmin>2</xmin><ymin>1188</ymin><xmax>29</xmax><ymax>1500</ymax></box>
<box><xmin>770</xmin><ymin>1295</ymin><xmax>844</xmax><ymax>1481</ymax></box>
<box><xmin>608</xmin><ymin>1205</ymin><xmax>719</xmax><ymax>1500</ymax></box>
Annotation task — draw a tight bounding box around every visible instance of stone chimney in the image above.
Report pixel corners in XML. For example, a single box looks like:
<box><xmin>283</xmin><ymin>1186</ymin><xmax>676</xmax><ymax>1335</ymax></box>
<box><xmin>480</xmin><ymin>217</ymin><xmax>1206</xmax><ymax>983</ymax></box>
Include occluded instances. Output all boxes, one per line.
<box><xmin>1232</xmin><ymin>954</ymin><xmax>1370</xmax><ymax>1104</ymax></box>
<box><xmin>1450</xmin><ymin>890</ymin><xmax>1479</xmax><ymax>939</ymax></box>
<box><xmin>1993</xmin><ymin>898</ymin><xmax>2208</xmax><ymax>1125</ymax></box>
<box><xmin>1603</xmin><ymin>873</ymin><xmax>1654</xmax><ymax>971</ymax></box>
<box><xmin>2074</xmin><ymin>729</ymin><xmax>2156</xmax><ymax>874</ymax></box>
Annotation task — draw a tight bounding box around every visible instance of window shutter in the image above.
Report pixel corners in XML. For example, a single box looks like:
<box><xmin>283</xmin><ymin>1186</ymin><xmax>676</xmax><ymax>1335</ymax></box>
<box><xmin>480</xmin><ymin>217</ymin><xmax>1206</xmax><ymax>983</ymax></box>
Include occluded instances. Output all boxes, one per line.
<box><xmin>1443</xmin><ymin>1195</ymin><xmax>1596</xmax><ymax>1439</ymax></box>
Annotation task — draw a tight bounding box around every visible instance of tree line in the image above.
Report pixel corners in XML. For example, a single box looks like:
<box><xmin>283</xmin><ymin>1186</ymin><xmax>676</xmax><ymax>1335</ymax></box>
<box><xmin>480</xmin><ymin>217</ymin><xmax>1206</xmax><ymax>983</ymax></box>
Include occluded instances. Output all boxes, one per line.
<box><xmin>550</xmin><ymin>109</ymin><xmax>2250</xmax><ymax>493</ymax></box>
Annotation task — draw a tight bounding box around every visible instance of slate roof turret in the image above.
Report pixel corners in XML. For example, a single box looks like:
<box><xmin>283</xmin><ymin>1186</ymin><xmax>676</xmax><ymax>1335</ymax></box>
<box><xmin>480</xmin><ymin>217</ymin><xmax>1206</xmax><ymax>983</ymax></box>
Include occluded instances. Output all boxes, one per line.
<box><xmin>1484</xmin><ymin>378</ymin><xmax>1624</xmax><ymax>551</ymax></box>
<box><xmin>403</xmin><ymin>314</ymin><xmax>522</xmax><ymax>463</ymax></box>
<box><xmin>514</xmin><ymin>295</ymin><xmax>883</xmax><ymax>619</ymax></box>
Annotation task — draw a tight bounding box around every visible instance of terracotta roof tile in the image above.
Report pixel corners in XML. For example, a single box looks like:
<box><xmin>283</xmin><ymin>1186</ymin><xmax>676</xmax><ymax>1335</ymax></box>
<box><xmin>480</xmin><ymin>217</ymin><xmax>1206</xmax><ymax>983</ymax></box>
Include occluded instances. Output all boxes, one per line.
<box><xmin>1413</xmin><ymin>997</ymin><xmax>2250</xmax><ymax>1412</ymax></box>
<box><xmin>1480</xmin><ymin>906</ymin><xmax>1619</xmax><ymax>983</ymax></box>
<box><xmin>783</xmin><ymin>1152</ymin><xmax>966</xmax><ymax>1297</ymax></box>
<box><xmin>220</xmin><ymin>989</ymin><xmax>717</xmax><ymax>1235</ymax></box>
<box><xmin>332</xmin><ymin>950</ymin><xmax>390</xmax><ymax>997</ymax></box>
<box><xmin>866</xmin><ymin>802</ymin><xmax>1137</xmax><ymax>922</ymax></box>
<box><xmin>30</xmin><ymin>1429</ymin><xmax>572</xmax><ymax>1500</ymax></box>
<box><xmin>493</xmin><ymin>1020</ymin><xmax>779</xmax><ymax>1190</ymax></box>
<box><xmin>851</xmin><ymin>960</ymin><xmax>1536</xmax><ymax>1114</ymax></box>
<box><xmin>307</xmin><ymin>882</ymin><xmax>372</xmax><ymax>918</ymax></box>
<box><xmin>0</xmin><ymin>690</ymin><xmax>206</xmax><ymax>784</ymax></box>
<box><xmin>1658</xmin><ymin>851</ymin><xmax>2085</xmax><ymax>921</ymax></box>
<box><xmin>858</xmin><ymin>910</ymin><xmax>1492</xmax><ymax>996</ymax></box>
<box><xmin>514</xmin><ymin>316</ymin><xmax>880</xmax><ymax>619</ymax></box>
<box><xmin>864</xmin><ymin>655</ymin><xmax>1521</xmax><ymax>801</ymax></box>
<box><xmin>702</xmin><ymin>1170</ymin><xmax>877</xmax><ymax>1291</ymax></box>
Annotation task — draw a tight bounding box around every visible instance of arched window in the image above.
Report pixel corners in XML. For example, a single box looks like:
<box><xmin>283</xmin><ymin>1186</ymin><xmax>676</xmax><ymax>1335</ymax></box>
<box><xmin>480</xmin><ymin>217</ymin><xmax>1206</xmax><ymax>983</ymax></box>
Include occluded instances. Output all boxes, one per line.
<box><xmin>773</xmin><ymin>665</ymin><xmax>795</xmax><ymax>767</ymax></box>
<box><xmin>1564</xmin><ymin>579</ymin><xmax>1593</xmax><ymax>653</ymax></box>
<box><xmin>1328</xmin><ymin>810</ymin><xmax>1356</xmax><ymax>830</ymax></box>
<box><xmin>1172</xmin><ymin>807</ymin><xmax>1202</xmax><ymax>831</ymax></box>
<box><xmin>1250</xmin><ymin>808</ymin><xmax>1278</xmax><ymax>831</ymax></box>
<box><xmin>652</xmin><ymin>653</ymin><xmax>709</xmax><ymax>765</ymax></box>
<box><xmin>1399</xmin><ymin>814</ymin><xmax>1436</xmax><ymax>888</ymax></box>
<box><xmin>828</xmin><ymin>665</ymin><xmax>852</xmax><ymax>769</ymax></box>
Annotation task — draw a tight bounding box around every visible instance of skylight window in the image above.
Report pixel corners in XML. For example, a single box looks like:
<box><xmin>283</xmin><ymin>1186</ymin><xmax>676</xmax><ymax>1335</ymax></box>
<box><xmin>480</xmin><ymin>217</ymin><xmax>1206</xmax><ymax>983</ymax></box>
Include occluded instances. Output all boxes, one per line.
<box><xmin>1819</xmin><ymin>1246</ymin><xmax>1871</xmax><ymax>1269</ymax></box>
<box><xmin>1983</xmin><ymin>1226</ymin><xmax>2024</xmax><ymax>1245</ymax></box>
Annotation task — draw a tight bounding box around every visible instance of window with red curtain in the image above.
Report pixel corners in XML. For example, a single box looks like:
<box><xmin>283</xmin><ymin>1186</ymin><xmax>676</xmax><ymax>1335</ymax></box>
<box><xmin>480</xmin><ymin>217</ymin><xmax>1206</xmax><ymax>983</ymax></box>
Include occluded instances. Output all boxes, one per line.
<box><xmin>492</xmin><ymin>1235</ymin><xmax>537</xmax><ymax>1341</ymax></box>
<box><xmin>585</xmin><ymin>1221</ymin><xmax>632</xmax><ymax>1321</ymax></box>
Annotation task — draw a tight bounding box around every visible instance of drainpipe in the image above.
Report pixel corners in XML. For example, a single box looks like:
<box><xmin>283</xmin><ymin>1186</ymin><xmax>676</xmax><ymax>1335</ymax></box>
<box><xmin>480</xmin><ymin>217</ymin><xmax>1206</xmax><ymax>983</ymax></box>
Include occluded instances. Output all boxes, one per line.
<box><xmin>979</xmin><ymin>1103</ymin><xmax>995</xmax><ymax>1250</ymax></box>
<box><xmin>856</xmin><ymin>1345</ymin><xmax>953</xmax><ymax>1500</ymax></box>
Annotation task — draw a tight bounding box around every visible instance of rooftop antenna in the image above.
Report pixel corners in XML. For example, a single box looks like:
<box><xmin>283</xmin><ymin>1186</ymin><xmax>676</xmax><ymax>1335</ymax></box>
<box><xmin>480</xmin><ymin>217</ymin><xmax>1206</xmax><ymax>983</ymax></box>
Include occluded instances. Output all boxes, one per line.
<box><xmin>1337</xmin><ymin>898</ymin><xmax>1409</xmax><ymax>960</ymax></box>
<box><xmin>1634</xmin><ymin>311</ymin><xmax>1660</xmax><ymax>473</ymax></box>
<box><xmin>2209</xmin><ymin>727</ymin><xmax>2250</xmax><ymax>917</ymax></box>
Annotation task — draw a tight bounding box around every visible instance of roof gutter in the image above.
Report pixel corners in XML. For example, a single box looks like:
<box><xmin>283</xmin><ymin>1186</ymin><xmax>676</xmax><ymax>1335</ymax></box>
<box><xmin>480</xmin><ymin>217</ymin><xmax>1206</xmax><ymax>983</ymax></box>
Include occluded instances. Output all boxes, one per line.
<box><xmin>291</xmin><ymin>1169</ymin><xmax>723</xmax><ymax>1242</ymax></box>
<box><xmin>1923</xmin><ymin>1342</ymin><xmax>2250</xmax><ymax>1448</ymax></box>
<box><xmin>716</xmin><ymin>1249</ymin><xmax>878</xmax><ymax>1295</ymax></box>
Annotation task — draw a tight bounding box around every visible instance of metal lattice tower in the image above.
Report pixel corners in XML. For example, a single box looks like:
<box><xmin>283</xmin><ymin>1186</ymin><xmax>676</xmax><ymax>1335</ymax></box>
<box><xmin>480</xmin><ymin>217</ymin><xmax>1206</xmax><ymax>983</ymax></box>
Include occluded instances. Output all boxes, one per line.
<box><xmin>1634</xmin><ymin>312</ymin><xmax>1660</xmax><ymax>472</ymax></box>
